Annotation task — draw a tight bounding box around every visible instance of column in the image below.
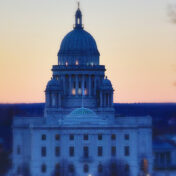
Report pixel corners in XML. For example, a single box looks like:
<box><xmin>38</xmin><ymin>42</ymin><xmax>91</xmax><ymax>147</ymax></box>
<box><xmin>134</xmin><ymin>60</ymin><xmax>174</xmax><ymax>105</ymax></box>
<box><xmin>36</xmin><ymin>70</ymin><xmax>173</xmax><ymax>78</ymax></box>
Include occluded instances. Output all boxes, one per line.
<box><xmin>63</xmin><ymin>75</ymin><xmax>66</xmax><ymax>95</ymax></box>
<box><xmin>100</xmin><ymin>91</ymin><xmax>103</xmax><ymax>107</ymax></box>
<box><xmin>104</xmin><ymin>93</ymin><xmax>106</xmax><ymax>107</ymax></box>
<box><xmin>76</xmin><ymin>75</ymin><xmax>78</xmax><ymax>96</ymax></box>
<box><xmin>94</xmin><ymin>76</ymin><xmax>97</xmax><ymax>96</ymax></box>
<box><xmin>81</xmin><ymin>75</ymin><xmax>84</xmax><ymax>95</ymax></box>
<box><xmin>59</xmin><ymin>94</ymin><xmax>61</xmax><ymax>108</ymax></box>
<box><xmin>69</xmin><ymin>75</ymin><xmax>72</xmax><ymax>96</ymax></box>
<box><xmin>88</xmin><ymin>75</ymin><xmax>91</xmax><ymax>96</ymax></box>
<box><xmin>107</xmin><ymin>93</ymin><xmax>110</xmax><ymax>107</ymax></box>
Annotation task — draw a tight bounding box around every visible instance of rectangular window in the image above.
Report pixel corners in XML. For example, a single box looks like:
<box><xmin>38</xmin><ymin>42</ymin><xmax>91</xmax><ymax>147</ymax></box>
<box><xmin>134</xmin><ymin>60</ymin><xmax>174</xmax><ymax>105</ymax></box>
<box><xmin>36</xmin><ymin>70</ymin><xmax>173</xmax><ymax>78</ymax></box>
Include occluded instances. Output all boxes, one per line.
<box><xmin>70</xmin><ymin>134</ymin><xmax>74</xmax><ymax>140</ymax></box>
<box><xmin>98</xmin><ymin>146</ymin><xmax>103</xmax><ymax>156</ymax></box>
<box><xmin>17</xmin><ymin>145</ymin><xmax>21</xmax><ymax>155</ymax></box>
<box><xmin>41</xmin><ymin>146</ymin><xmax>46</xmax><ymax>157</ymax></box>
<box><xmin>41</xmin><ymin>134</ymin><xmax>46</xmax><ymax>140</ymax></box>
<box><xmin>55</xmin><ymin>134</ymin><xmax>60</xmax><ymax>141</ymax></box>
<box><xmin>124</xmin><ymin>134</ymin><xmax>129</xmax><ymax>140</ymax></box>
<box><xmin>98</xmin><ymin>134</ymin><xmax>102</xmax><ymax>140</ymax></box>
<box><xmin>55</xmin><ymin>146</ymin><xmax>60</xmax><ymax>157</ymax></box>
<box><xmin>84</xmin><ymin>134</ymin><xmax>88</xmax><ymax>140</ymax></box>
<box><xmin>111</xmin><ymin>146</ymin><xmax>116</xmax><ymax>156</ymax></box>
<box><xmin>69</xmin><ymin>146</ymin><xmax>74</xmax><ymax>157</ymax></box>
<box><xmin>124</xmin><ymin>146</ymin><xmax>130</xmax><ymax>156</ymax></box>
<box><xmin>111</xmin><ymin>134</ymin><xmax>116</xmax><ymax>140</ymax></box>
<box><xmin>83</xmin><ymin>146</ymin><xmax>89</xmax><ymax>158</ymax></box>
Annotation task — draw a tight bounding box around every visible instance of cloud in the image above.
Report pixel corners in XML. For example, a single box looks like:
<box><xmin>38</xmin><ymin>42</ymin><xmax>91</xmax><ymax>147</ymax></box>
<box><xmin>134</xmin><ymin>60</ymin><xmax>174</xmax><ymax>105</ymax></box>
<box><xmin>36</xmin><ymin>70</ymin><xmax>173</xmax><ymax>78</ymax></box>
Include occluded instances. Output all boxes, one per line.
<box><xmin>173</xmin><ymin>82</ymin><xmax>176</xmax><ymax>87</ymax></box>
<box><xmin>168</xmin><ymin>4</ymin><xmax>176</xmax><ymax>24</ymax></box>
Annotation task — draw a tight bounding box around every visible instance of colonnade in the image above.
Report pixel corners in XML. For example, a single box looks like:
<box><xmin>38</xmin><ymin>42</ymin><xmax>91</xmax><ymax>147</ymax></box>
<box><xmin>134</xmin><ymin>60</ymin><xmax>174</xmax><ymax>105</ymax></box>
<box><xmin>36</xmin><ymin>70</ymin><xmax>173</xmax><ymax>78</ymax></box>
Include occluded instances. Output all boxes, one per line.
<box><xmin>61</xmin><ymin>74</ymin><xmax>101</xmax><ymax>96</ymax></box>
<box><xmin>100</xmin><ymin>91</ymin><xmax>113</xmax><ymax>107</ymax></box>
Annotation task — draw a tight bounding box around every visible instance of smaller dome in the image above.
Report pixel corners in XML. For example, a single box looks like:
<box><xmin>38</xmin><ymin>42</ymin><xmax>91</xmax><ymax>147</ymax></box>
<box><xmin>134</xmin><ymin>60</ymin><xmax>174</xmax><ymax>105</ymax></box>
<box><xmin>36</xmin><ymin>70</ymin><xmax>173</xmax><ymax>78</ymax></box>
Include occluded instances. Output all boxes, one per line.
<box><xmin>46</xmin><ymin>78</ymin><xmax>62</xmax><ymax>91</ymax></box>
<box><xmin>69</xmin><ymin>107</ymin><xmax>97</xmax><ymax>118</ymax></box>
<box><xmin>101</xmin><ymin>78</ymin><xmax>113</xmax><ymax>90</ymax></box>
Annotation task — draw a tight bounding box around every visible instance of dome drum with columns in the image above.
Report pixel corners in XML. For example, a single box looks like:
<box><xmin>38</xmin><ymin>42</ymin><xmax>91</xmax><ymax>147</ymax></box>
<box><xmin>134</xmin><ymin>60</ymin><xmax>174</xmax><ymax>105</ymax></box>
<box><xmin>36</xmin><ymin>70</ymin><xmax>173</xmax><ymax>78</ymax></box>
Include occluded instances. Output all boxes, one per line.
<box><xmin>45</xmin><ymin>4</ymin><xmax>114</xmax><ymax>115</ymax></box>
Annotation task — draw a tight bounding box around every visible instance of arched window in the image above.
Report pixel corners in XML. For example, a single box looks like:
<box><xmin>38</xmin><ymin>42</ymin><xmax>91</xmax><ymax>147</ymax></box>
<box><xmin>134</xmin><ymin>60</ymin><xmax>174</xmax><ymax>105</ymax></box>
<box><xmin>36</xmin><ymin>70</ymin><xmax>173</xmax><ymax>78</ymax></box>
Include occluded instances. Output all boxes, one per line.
<box><xmin>83</xmin><ymin>164</ymin><xmax>89</xmax><ymax>173</ymax></box>
<box><xmin>41</xmin><ymin>164</ymin><xmax>46</xmax><ymax>173</ymax></box>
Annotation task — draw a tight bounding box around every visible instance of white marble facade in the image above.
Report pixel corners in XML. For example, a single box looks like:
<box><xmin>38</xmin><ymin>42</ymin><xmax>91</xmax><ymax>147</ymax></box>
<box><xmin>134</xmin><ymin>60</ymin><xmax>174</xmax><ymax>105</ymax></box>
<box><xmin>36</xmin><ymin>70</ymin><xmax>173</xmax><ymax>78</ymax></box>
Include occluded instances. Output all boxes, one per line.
<box><xmin>12</xmin><ymin>5</ymin><xmax>152</xmax><ymax>176</ymax></box>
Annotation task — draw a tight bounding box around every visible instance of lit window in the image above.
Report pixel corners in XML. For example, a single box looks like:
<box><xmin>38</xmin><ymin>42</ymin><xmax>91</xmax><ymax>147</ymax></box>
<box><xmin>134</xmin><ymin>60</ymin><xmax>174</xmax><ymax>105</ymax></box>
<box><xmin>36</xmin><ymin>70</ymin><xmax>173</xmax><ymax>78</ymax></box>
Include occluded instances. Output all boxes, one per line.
<box><xmin>41</xmin><ymin>134</ymin><xmax>46</xmax><ymax>140</ymax></box>
<box><xmin>84</xmin><ymin>89</ymin><xmax>87</xmax><ymax>95</ymax></box>
<box><xmin>41</xmin><ymin>164</ymin><xmax>46</xmax><ymax>173</ymax></box>
<box><xmin>76</xmin><ymin>60</ymin><xmax>79</xmax><ymax>65</ymax></box>
<box><xmin>72</xmin><ymin>89</ymin><xmax>76</xmax><ymax>95</ymax></box>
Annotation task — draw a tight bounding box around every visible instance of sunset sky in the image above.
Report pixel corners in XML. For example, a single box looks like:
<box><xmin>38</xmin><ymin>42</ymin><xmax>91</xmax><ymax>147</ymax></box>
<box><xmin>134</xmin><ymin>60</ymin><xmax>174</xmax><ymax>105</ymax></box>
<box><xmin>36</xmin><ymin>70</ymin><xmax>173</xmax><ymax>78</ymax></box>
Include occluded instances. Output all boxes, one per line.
<box><xmin>0</xmin><ymin>0</ymin><xmax>176</xmax><ymax>103</ymax></box>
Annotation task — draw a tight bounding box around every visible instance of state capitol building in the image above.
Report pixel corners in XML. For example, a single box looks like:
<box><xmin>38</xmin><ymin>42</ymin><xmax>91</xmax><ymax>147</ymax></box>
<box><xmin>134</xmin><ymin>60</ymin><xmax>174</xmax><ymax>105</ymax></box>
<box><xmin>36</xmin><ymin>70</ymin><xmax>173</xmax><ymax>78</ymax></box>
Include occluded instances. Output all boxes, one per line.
<box><xmin>12</xmin><ymin>4</ymin><xmax>152</xmax><ymax>176</ymax></box>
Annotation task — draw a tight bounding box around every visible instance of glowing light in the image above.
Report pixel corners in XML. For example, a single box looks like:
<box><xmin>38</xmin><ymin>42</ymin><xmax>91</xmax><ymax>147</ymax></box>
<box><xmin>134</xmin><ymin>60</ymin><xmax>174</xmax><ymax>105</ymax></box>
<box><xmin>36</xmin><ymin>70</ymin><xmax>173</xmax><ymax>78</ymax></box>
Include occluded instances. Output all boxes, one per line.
<box><xmin>66</xmin><ymin>61</ymin><xmax>68</xmax><ymax>66</ymax></box>
<box><xmin>72</xmin><ymin>89</ymin><xmax>76</xmax><ymax>95</ymax></box>
<box><xmin>84</xmin><ymin>89</ymin><xmax>87</xmax><ymax>95</ymax></box>
<box><xmin>76</xmin><ymin>60</ymin><xmax>79</xmax><ymax>65</ymax></box>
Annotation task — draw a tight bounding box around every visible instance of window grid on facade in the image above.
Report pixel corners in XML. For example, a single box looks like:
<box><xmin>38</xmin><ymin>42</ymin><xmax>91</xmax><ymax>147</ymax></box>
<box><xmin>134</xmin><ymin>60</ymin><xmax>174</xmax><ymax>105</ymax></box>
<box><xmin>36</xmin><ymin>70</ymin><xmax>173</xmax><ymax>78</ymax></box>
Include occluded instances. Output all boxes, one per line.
<box><xmin>17</xmin><ymin>145</ymin><xmax>21</xmax><ymax>155</ymax></box>
<box><xmin>41</xmin><ymin>164</ymin><xmax>46</xmax><ymax>173</ymax></box>
<box><xmin>55</xmin><ymin>146</ymin><xmax>60</xmax><ymax>156</ymax></box>
<box><xmin>83</xmin><ymin>164</ymin><xmax>89</xmax><ymax>173</ymax></box>
<box><xmin>84</xmin><ymin>134</ymin><xmax>88</xmax><ymax>140</ymax></box>
<box><xmin>83</xmin><ymin>146</ymin><xmax>89</xmax><ymax>158</ymax></box>
<box><xmin>98</xmin><ymin>134</ymin><xmax>102</xmax><ymax>140</ymax></box>
<box><xmin>68</xmin><ymin>164</ymin><xmax>75</xmax><ymax>173</ymax></box>
<box><xmin>70</xmin><ymin>134</ymin><xmax>74</xmax><ymax>140</ymax></box>
<box><xmin>41</xmin><ymin>146</ymin><xmax>46</xmax><ymax>157</ymax></box>
<box><xmin>98</xmin><ymin>146</ymin><xmax>103</xmax><ymax>156</ymax></box>
<box><xmin>124</xmin><ymin>146</ymin><xmax>130</xmax><ymax>156</ymax></box>
<box><xmin>98</xmin><ymin>164</ymin><xmax>103</xmax><ymax>173</ymax></box>
<box><xmin>111</xmin><ymin>146</ymin><xmax>116</xmax><ymax>156</ymax></box>
<box><xmin>69</xmin><ymin>146</ymin><xmax>74</xmax><ymax>157</ymax></box>
<box><xmin>41</xmin><ymin>134</ymin><xmax>46</xmax><ymax>140</ymax></box>
<box><xmin>111</xmin><ymin>134</ymin><xmax>116</xmax><ymax>140</ymax></box>
<box><xmin>55</xmin><ymin>134</ymin><xmax>60</xmax><ymax>141</ymax></box>
<box><xmin>124</xmin><ymin>134</ymin><xmax>130</xmax><ymax>140</ymax></box>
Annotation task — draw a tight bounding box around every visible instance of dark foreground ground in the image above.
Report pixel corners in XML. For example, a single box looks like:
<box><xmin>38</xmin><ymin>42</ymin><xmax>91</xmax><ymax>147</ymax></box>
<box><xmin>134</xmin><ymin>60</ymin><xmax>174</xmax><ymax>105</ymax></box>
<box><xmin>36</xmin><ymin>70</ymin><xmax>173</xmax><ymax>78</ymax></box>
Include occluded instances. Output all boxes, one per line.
<box><xmin>0</xmin><ymin>103</ymin><xmax>176</xmax><ymax>150</ymax></box>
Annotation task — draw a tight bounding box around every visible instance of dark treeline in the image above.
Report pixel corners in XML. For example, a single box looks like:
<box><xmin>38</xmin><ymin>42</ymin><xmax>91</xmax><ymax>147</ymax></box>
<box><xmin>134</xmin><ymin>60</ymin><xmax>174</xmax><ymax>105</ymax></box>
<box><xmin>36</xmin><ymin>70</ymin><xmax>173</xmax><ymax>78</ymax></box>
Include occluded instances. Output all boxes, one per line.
<box><xmin>0</xmin><ymin>103</ymin><xmax>176</xmax><ymax>150</ymax></box>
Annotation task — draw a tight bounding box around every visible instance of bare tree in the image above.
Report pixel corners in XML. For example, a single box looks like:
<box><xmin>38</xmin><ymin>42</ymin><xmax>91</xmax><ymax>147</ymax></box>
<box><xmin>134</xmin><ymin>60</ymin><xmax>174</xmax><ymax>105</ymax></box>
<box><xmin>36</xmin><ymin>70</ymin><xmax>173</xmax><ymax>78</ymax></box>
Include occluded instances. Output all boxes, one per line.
<box><xmin>96</xmin><ymin>159</ymin><xmax>130</xmax><ymax>176</ymax></box>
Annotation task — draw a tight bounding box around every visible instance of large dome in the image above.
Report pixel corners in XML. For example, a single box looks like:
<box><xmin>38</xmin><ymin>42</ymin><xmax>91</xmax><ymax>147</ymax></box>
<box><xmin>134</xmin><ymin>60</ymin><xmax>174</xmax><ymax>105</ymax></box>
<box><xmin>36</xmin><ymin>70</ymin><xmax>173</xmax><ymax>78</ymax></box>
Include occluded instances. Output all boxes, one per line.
<box><xmin>58</xmin><ymin>28</ymin><xmax>99</xmax><ymax>57</ymax></box>
<box><xmin>57</xmin><ymin>6</ymin><xmax>100</xmax><ymax>66</ymax></box>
